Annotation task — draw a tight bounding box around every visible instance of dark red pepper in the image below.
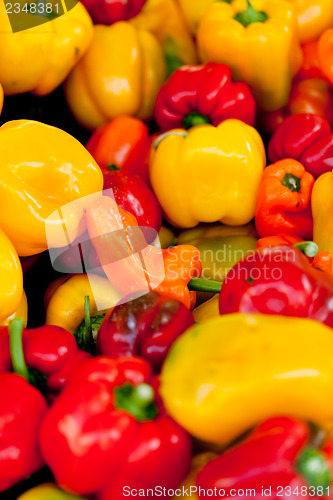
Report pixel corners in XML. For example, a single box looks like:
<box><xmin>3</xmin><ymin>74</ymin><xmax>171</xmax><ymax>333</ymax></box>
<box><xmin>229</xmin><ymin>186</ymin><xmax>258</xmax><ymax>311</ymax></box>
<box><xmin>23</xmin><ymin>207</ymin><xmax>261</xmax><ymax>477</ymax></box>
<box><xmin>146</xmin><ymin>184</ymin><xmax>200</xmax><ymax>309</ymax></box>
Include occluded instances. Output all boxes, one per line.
<box><xmin>219</xmin><ymin>245</ymin><xmax>333</xmax><ymax>327</ymax></box>
<box><xmin>80</xmin><ymin>0</ymin><xmax>146</xmax><ymax>25</ymax></box>
<box><xmin>154</xmin><ymin>63</ymin><xmax>256</xmax><ymax>131</ymax></box>
<box><xmin>39</xmin><ymin>356</ymin><xmax>192</xmax><ymax>499</ymax></box>
<box><xmin>97</xmin><ymin>291</ymin><xmax>194</xmax><ymax>371</ymax></box>
<box><xmin>268</xmin><ymin>114</ymin><xmax>333</xmax><ymax>178</ymax></box>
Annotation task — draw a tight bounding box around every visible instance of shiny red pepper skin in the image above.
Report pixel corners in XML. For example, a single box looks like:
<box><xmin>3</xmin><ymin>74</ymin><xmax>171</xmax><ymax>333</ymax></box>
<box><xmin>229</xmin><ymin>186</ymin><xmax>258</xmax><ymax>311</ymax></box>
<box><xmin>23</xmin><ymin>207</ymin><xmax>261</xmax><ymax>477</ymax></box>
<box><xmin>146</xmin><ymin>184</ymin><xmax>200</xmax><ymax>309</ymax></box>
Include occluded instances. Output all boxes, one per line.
<box><xmin>103</xmin><ymin>169</ymin><xmax>162</xmax><ymax>233</ymax></box>
<box><xmin>197</xmin><ymin>417</ymin><xmax>309</xmax><ymax>500</ymax></box>
<box><xmin>0</xmin><ymin>373</ymin><xmax>47</xmax><ymax>491</ymax></box>
<box><xmin>154</xmin><ymin>63</ymin><xmax>256</xmax><ymax>131</ymax></box>
<box><xmin>97</xmin><ymin>291</ymin><xmax>194</xmax><ymax>371</ymax></box>
<box><xmin>268</xmin><ymin>114</ymin><xmax>333</xmax><ymax>178</ymax></box>
<box><xmin>219</xmin><ymin>246</ymin><xmax>333</xmax><ymax>327</ymax></box>
<box><xmin>0</xmin><ymin>325</ymin><xmax>90</xmax><ymax>394</ymax></box>
<box><xmin>39</xmin><ymin>356</ymin><xmax>192</xmax><ymax>499</ymax></box>
<box><xmin>80</xmin><ymin>0</ymin><xmax>146</xmax><ymax>24</ymax></box>
<box><xmin>86</xmin><ymin>116</ymin><xmax>151</xmax><ymax>184</ymax></box>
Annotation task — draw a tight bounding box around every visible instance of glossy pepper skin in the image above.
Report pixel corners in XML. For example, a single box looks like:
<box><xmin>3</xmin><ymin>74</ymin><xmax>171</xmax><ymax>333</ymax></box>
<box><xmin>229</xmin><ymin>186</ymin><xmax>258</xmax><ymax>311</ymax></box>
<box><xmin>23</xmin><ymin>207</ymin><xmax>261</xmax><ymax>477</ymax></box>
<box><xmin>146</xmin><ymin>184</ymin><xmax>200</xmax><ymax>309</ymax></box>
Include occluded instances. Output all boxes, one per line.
<box><xmin>219</xmin><ymin>245</ymin><xmax>333</xmax><ymax>327</ymax></box>
<box><xmin>0</xmin><ymin>373</ymin><xmax>47</xmax><ymax>491</ymax></box>
<box><xmin>255</xmin><ymin>159</ymin><xmax>314</xmax><ymax>239</ymax></box>
<box><xmin>154</xmin><ymin>63</ymin><xmax>256</xmax><ymax>131</ymax></box>
<box><xmin>65</xmin><ymin>22</ymin><xmax>166</xmax><ymax>130</ymax></box>
<box><xmin>197</xmin><ymin>417</ymin><xmax>313</xmax><ymax>499</ymax></box>
<box><xmin>150</xmin><ymin>120</ymin><xmax>266</xmax><ymax>228</ymax></box>
<box><xmin>102</xmin><ymin>168</ymin><xmax>162</xmax><ymax>234</ymax></box>
<box><xmin>312</xmin><ymin>171</ymin><xmax>333</xmax><ymax>258</ymax></box>
<box><xmin>0</xmin><ymin>2</ymin><xmax>93</xmax><ymax>96</ymax></box>
<box><xmin>289</xmin><ymin>0</ymin><xmax>333</xmax><ymax>43</ymax></box>
<box><xmin>97</xmin><ymin>291</ymin><xmax>194</xmax><ymax>371</ymax></box>
<box><xmin>17</xmin><ymin>484</ymin><xmax>85</xmax><ymax>500</ymax></box>
<box><xmin>268</xmin><ymin>114</ymin><xmax>333</xmax><ymax>178</ymax></box>
<box><xmin>160</xmin><ymin>313</ymin><xmax>333</xmax><ymax>445</ymax></box>
<box><xmin>0</xmin><ymin>228</ymin><xmax>23</xmax><ymax>325</ymax></box>
<box><xmin>86</xmin><ymin>116</ymin><xmax>151</xmax><ymax>183</ymax></box>
<box><xmin>81</xmin><ymin>0</ymin><xmax>146</xmax><ymax>24</ymax></box>
<box><xmin>0</xmin><ymin>324</ymin><xmax>90</xmax><ymax>395</ymax></box>
<box><xmin>0</xmin><ymin>120</ymin><xmax>103</xmax><ymax>256</ymax></box>
<box><xmin>39</xmin><ymin>356</ymin><xmax>192</xmax><ymax>499</ymax></box>
<box><xmin>197</xmin><ymin>0</ymin><xmax>302</xmax><ymax>111</ymax></box>
<box><xmin>318</xmin><ymin>28</ymin><xmax>333</xmax><ymax>84</ymax></box>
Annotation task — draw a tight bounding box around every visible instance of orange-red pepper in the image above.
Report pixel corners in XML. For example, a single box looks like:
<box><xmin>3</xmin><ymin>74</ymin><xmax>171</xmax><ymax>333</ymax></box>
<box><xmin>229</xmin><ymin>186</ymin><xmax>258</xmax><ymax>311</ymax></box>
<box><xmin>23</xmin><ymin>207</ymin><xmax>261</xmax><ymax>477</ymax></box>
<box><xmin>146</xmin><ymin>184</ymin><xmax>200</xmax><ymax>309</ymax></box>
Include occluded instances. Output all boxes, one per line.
<box><xmin>318</xmin><ymin>28</ymin><xmax>333</xmax><ymax>83</ymax></box>
<box><xmin>255</xmin><ymin>159</ymin><xmax>315</xmax><ymax>239</ymax></box>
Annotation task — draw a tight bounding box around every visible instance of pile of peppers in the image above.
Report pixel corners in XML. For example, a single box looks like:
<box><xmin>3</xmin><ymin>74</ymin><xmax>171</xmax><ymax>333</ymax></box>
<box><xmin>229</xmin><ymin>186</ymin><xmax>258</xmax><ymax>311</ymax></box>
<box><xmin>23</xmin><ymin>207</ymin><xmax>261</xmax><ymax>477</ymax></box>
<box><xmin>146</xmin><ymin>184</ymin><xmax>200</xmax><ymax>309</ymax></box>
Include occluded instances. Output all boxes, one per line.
<box><xmin>3</xmin><ymin>1</ymin><xmax>333</xmax><ymax>499</ymax></box>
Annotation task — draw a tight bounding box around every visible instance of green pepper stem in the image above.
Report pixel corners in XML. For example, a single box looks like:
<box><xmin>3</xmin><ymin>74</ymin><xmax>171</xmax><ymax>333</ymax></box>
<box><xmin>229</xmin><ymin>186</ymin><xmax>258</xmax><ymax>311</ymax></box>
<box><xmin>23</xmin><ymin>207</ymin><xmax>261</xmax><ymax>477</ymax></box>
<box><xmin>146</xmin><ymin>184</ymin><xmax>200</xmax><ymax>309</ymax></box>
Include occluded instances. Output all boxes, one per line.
<box><xmin>297</xmin><ymin>447</ymin><xmax>331</xmax><ymax>489</ymax></box>
<box><xmin>153</xmin><ymin>131</ymin><xmax>188</xmax><ymax>150</ymax></box>
<box><xmin>9</xmin><ymin>318</ymin><xmax>29</xmax><ymax>381</ymax></box>
<box><xmin>282</xmin><ymin>173</ymin><xmax>301</xmax><ymax>192</ymax></box>
<box><xmin>84</xmin><ymin>296</ymin><xmax>93</xmax><ymax>349</ymax></box>
<box><xmin>183</xmin><ymin>112</ymin><xmax>211</xmax><ymax>130</ymax></box>
<box><xmin>294</xmin><ymin>241</ymin><xmax>319</xmax><ymax>258</ymax></box>
<box><xmin>107</xmin><ymin>163</ymin><xmax>120</xmax><ymax>172</ymax></box>
<box><xmin>234</xmin><ymin>0</ymin><xmax>269</xmax><ymax>27</ymax></box>
<box><xmin>114</xmin><ymin>382</ymin><xmax>158</xmax><ymax>422</ymax></box>
<box><xmin>188</xmin><ymin>277</ymin><xmax>222</xmax><ymax>293</ymax></box>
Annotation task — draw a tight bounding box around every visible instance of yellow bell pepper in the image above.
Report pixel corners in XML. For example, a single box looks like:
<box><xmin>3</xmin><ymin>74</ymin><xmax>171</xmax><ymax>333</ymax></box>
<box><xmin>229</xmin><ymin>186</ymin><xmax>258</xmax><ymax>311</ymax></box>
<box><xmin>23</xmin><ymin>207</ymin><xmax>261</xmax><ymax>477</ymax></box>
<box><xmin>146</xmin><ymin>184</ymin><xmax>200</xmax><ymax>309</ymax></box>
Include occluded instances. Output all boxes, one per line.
<box><xmin>172</xmin><ymin>453</ymin><xmax>217</xmax><ymax>500</ymax></box>
<box><xmin>197</xmin><ymin>0</ymin><xmax>303</xmax><ymax>111</ymax></box>
<box><xmin>46</xmin><ymin>274</ymin><xmax>121</xmax><ymax>334</ymax></box>
<box><xmin>0</xmin><ymin>84</ymin><xmax>3</xmax><ymax>115</ymax></box>
<box><xmin>131</xmin><ymin>0</ymin><xmax>198</xmax><ymax>74</ymax></box>
<box><xmin>0</xmin><ymin>228</ymin><xmax>23</xmax><ymax>324</ymax></box>
<box><xmin>2</xmin><ymin>291</ymin><xmax>28</xmax><ymax>327</ymax></box>
<box><xmin>289</xmin><ymin>0</ymin><xmax>333</xmax><ymax>42</ymax></box>
<box><xmin>17</xmin><ymin>483</ymin><xmax>84</xmax><ymax>500</ymax></box>
<box><xmin>0</xmin><ymin>2</ymin><xmax>93</xmax><ymax>96</ymax></box>
<box><xmin>312</xmin><ymin>171</ymin><xmax>333</xmax><ymax>255</ymax></box>
<box><xmin>176</xmin><ymin>0</ymin><xmax>215</xmax><ymax>34</ymax></box>
<box><xmin>65</xmin><ymin>21</ymin><xmax>166</xmax><ymax>130</ymax></box>
<box><xmin>0</xmin><ymin>120</ymin><xmax>103</xmax><ymax>256</ymax></box>
<box><xmin>161</xmin><ymin>313</ymin><xmax>333</xmax><ymax>445</ymax></box>
<box><xmin>192</xmin><ymin>294</ymin><xmax>220</xmax><ymax>323</ymax></box>
<box><xmin>150</xmin><ymin>120</ymin><xmax>266</xmax><ymax>228</ymax></box>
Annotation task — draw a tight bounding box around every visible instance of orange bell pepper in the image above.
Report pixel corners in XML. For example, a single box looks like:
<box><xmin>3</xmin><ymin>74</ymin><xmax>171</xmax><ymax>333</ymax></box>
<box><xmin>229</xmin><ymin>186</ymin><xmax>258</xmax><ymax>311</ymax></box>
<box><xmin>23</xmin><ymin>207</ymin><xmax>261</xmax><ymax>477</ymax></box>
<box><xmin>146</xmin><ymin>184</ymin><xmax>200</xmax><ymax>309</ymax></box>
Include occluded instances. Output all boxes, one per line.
<box><xmin>318</xmin><ymin>28</ymin><xmax>333</xmax><ymax>83</ymax></box>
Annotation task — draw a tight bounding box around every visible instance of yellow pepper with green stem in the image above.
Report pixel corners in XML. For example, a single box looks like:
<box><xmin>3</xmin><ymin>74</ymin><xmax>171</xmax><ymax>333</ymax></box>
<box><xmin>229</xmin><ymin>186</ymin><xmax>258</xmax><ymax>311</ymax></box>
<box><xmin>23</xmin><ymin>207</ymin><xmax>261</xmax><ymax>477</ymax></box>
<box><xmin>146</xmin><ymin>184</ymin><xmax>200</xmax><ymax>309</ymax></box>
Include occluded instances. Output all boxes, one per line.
<box><xmin>161</xmin><ymin>313</ymin><xmax>333</xmax><ymax>445</ymax></box>
<box><xmin>65</xmin><ymin>21</ymin><xmax>167</xmax><ymax>129</ymax></box>
<box><xmin>197</xmin><ymin>0</ymin><xmax>302</xmax><ymax>111</ymax></box>
<box><xmin>0</xmin><ymin>2</ymin><xmax>93</xmax><ymax>96</ymax></box>
<box><xmin>150</xmin><ymin>120</ymin><xmax>266</xmax><ymax>228</ymax></box>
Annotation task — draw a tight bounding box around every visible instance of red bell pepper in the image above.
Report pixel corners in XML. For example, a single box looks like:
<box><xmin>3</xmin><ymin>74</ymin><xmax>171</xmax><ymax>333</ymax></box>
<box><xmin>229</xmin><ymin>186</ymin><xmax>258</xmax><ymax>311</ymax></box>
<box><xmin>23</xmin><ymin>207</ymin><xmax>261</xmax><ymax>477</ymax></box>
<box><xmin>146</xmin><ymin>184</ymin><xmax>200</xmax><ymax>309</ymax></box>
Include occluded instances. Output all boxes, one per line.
<box><xmin>197</xmin><ymin>417</ymin><xmax>331</xmax><ymax>500</ymax></box>
<box><xmin>255</xmin><ymin>159</ymin><xmax>314</xmax><ymax>240</ymax></box>
<box><xmin>80</xmin><ymin>0</ymin><xmax>146</xmax><ymax>24</ymax></box>
<box><xmin>103</xmin><ymin>166</ymin><xmax>162</xmax><ymax>233</ymax></box>
<box><xmin>268</xmin><ymin>114</ymin><xmax>333</xmax><ymax>178</ymax></box>
<box><xmin>0</xmin><ymin>372</ymin><xmax>47</xmax><ymax>491</ymax></box>
<box><xmin>97</xmin><ymin>291</ymin><xmax>194</xmax><ymax>371</ymax></box>
<box><xmin>219</xmin><ymin>245</ymin><xmax>333</xmax><ymax>327</ymax></box>
<box><xmin>86</xmin><ymin>115</ymin><xmax>151</xmax><ymax>184</ymax></box>
<box><xmin>154</xmin><ymin>63</ymin><xmax>256</xmax><ymax>131</ymax></box>
<box><xmin>0</xmin><ymin>320</ymin><xmax>90</xmax><ymax>395</ymax></box>
<box><xmin>39</xmin><ymin>356</ymin><xmax>192</xmax><ymax>499</ymax></box>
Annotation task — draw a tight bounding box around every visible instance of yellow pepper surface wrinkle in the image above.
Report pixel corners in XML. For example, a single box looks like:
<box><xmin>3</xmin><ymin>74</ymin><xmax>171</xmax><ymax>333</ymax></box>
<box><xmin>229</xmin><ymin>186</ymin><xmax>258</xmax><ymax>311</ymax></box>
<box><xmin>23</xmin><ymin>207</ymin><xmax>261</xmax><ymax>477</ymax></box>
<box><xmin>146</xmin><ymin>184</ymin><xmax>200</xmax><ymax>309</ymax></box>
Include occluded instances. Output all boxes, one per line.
<box><xmin>312</xmin><ymin>171</ymin><xmax>333</xmax><ymax>255</ymax></box>
<box><xmin>197</xmin><ymin>0</ymin><xmax>302</xmax><ymax>111</ymax></box>
<box><xmin>0</xmin><ymin>229</ymin><xmax>23</xmax><ymax>324</ymax></box>
<box><xmin>289</xmin><ymin>0</ymin><xmax>333</xmax><ymax>42</ymax></box>
<box><xmin>0</xmin><ymin>2</ymin><xmax>93</xmax><ymax>96</ymax></box>
<box><xmin>150</xmin><ymin>120</ymin><xmax>266</xmax><ymax>228</ymax></box>
<box><xmin>160</xmin><ymin>313</ymin><xmax>333</xmax><ymax>445</ymax></box>
<box><xmin>0</xmin><ymin>120</ymin><xmax>103</xmax><ymax>256</ymax></box>
<box><xmin>46</xmin><ymin>275</ymin><xmax>121</xmax><ymax>334</ymax></box>
<box><xmin>65</xmin><ymin>22</ymin><xmax>167</xmax><ymax>130</ymax></box>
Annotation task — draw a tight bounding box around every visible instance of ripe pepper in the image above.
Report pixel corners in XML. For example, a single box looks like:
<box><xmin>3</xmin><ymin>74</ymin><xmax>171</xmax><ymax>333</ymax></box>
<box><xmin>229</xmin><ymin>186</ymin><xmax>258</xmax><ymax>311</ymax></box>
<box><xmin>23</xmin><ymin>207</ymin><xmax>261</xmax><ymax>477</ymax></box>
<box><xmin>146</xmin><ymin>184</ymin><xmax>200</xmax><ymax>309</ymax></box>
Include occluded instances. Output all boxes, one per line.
<box><xmin>154</xmin><ymin>63</ymin><xmax>256</xmax><ymax>131</ymax></box>
<box><xmin>297</xmin><ymin>40</ymin><xmax>327</xmax><ymax>80</ymax></box>
<box><xmin>318</xmin><ymin>28</ymin><xmax>333</xmax><ymax>84</ymax></box>
<box><xmin>219</xmin><ymin>245</ymin><xmax>333</xmax><ymax>327</ymax></box>
<box><xmin>0</xmin><ymin>318</ymin><xmax>90</xmax><ymax>395</ymax></box>
<box><xmin>39</xmin><ymin>356</ymin><xmax>192</xmax><ymax>498</ymax></box>
<box><xmin>2</xmin><ymin>290</ymin><xmax>28</xmax><ymax>327</ymax></box>
<box><xmin>65</xmin><ymin>22</ymin><xmax>166</xmax><ymax>130</ymax></box>
<box><xmin>17</xmin><ymin>484</ymin><xmax>85</xmax><ymax>500</ymax></box>
<box><xmin>0</xmin><ymin>2</ymin><xmax>93</xmax><ymax>96</ymax></box>
<box><xmin>80</xmin><ymin>0</ymin><xmax>146</xmax><ymax>24</ymax></box>
<box><xmin>197</xmin><ymin>0</ymin><xmax>302</xmax><ymax>111</ymax></box>
<box><xmin>0</xmin><ymin>84</ymin><xmax>3</xmax><ymax>115</ymax></box>
<box><xmin>86</xmin><ymin>116</ymin><xmax>151</xmax><ymax>183</ymax></box>
<box><xmin>97</xmin><ymin>291</ymin><xmax>194</xmax><ymax>371</ymax></box>
<box><xmin>197</xmin><ymin>417</ymin><xmax>333</xmax><ymax>498</ymax></box>
<box><xmin>0</xmin><ymin>373</ymin><xmax>47</xmax><ymax>491</ymax></box>
<box><xmin>0</xmin><ymin>120</ymin><xmax>103</xmax><ymax>256</ymax></box>
<box><xmin>160</xmin><ymin>313</ymin><xmax>333</xmax><ymax>445</ymax></box>
<box><xmin>268</xmin><ymin>114</ymin><xmax>333</xmax><ymax>178</ymax></box>
<box><xmin>255</xmin><ymin>159</ymin><xmax>314</xmax><ymax>239</ymax></box>
<box><xmin>150</xmin><ymin>120</ymin><xmax>266</xmax><ymax>228</ymax></box>
<box><xmin>0</xmin><ymin>228</ymin><xmax>23</xmax><ymax>325</ymax></box>
<box><xmin>177</xmin><ymin>0</ymin><xmax>215</xmax><ymax>34</ymax></box>
<box><xmin>130</xmin><ymin>0</ymin><xmax>198</xmax><ymax>75</ymax></box>
<box><xmin>312</xmin><ymin>170</ymin><xmax>333</xmax><ymax>258</ymax></box>
<box><xmin>289</xmin><ymin>0</ymin><xmax>333</xmax><ymax>43</ymax></box>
